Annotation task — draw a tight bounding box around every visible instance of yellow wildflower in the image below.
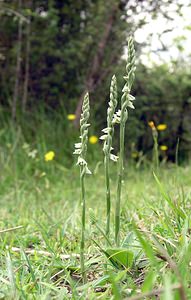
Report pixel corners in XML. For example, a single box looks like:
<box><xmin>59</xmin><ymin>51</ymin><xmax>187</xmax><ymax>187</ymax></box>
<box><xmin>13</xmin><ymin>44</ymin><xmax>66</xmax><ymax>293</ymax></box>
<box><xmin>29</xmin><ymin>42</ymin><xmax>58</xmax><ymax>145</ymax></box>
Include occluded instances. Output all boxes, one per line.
<box><xmin>44</xmin><ymin>151</ymin><xmax>55</xmax><ymax>161</ymax></box>
<box><xmin>131</xmin><ymin>152</ymin><xmax>139</xmax><ymax>158</ymax></box>
<box><xmin>157</xmin><ymin>124</ymin><xmax>167</xmax><ymax>131</ymax></box>
<box><xmin>160</xmin><ymin>145</ymin><xmax>168</xmax><ymax>151</ymax></box>
<box><xmin>67</xmin><ymin>114</ymin><xmax>76</xmax><ymax>121</ymax></box>
<box><xmin>89</xmin><ymin>135</ymin><xmax>98</xmax><ymax>144</ymax></box>
<box><xmin>148</xmin><ymin>121</ymin><xmax>155</xmax><ymax>129</ymax></box>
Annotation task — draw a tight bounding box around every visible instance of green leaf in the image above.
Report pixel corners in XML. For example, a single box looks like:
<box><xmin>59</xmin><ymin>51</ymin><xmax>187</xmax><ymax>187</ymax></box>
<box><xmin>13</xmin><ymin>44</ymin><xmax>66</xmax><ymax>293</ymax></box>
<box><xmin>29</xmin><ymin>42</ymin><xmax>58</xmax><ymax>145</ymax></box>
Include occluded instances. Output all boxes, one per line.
<box><xmin>105</xmin><ymin>248</ymin><xmax>134</xmax><ymax>269</ymax></box>
<box><xmin>142</xmin><ymin>270</ymin><xmax>156</xmax><ymax>292</ymax></box>
<box><xmin>93</xmin><ymin>275</ymin><xmax>110</xmax><ymax>288</ymax></box>
<box><xmin>153</xmin><ymin>172</ymin><xmax>186</xmax><ymax>220</ymax></box>
<box><xmin>163</xmin><ymin>274</ymin><xmax>174</xmax><ymax>300</ymax></box>
<box><xmin>133</xmin><ymin>224</ymin><xmax>157</xmax><ymax>266</ymax></box>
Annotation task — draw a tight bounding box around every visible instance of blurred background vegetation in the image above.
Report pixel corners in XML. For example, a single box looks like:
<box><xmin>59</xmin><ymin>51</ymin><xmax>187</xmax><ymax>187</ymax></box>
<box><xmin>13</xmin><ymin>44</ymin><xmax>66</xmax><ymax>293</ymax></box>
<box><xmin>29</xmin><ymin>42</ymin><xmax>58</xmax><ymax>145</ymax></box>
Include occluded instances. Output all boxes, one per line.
<box><xmin>0</xmin><ymin>0</ymin><xmax>191</xmax><ymax>166</ymax></box>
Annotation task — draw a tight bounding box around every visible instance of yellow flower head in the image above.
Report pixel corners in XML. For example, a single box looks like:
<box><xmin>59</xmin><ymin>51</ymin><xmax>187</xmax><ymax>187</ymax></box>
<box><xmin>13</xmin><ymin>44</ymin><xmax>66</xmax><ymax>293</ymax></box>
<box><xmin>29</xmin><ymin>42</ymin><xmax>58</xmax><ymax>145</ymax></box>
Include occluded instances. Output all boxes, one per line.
<box><xmin>148</xmin><ymin>121</ymin><xmax>155</xmax><ymax>129</ymax></box>
<box><xmin>89</xmin><ymin>135</ymin><xmax>98</xmax><ymax>144</ymax></box>
<box><xmin>44</xmin><ymin>151</ymin><xmax>55</xmax><ymax>161</ymax></box>
<box><xmin>160</xmin><ymin>145</ymin><xmax>168</xmax><ymax>151</ymax></box>
<box><xmin>157</xmin><ymin>124</ymin><xmax>167</xmax><ymax>131</ymax></box>
<box><xmin>131</xmin><ymin>152</ymin><xmax>139</xmax><ymax>158</ymax></box>
<box><xmin>67</xmin><ymin>114</ymin><xmax>76</xmax><ymax>121</ymax></box>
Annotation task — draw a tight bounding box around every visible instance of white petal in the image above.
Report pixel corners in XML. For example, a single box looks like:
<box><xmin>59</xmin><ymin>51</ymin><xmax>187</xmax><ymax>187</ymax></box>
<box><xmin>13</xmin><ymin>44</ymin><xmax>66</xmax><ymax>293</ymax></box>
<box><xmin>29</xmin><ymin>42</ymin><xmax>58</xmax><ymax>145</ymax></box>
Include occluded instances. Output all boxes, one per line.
<box><xmin>128</xmin><ymin>102</ymin><xmax>135</xmax><ymax>109</ymax></box>
<box><xmin>100</xmin><ymin>135</ymin><xmax>107</xmax><ymax>140</ymax></box>
<box><xmin>122</xmin><ymin>85</ymin><xmax>129</xmax><ymax>93</ymax></box>
<box><xmin>129</xmin><ymin>94</ymin><xmax>135</xmax><ymax>101</ymax></box>
<box><xmin>77</xmin><ymin>157</ymin><xmax>87</xmax><ymax>165</ymax></box>
<box><xmin>85</xmin><ymin>166</ymin><xmax>92</xmax><ymax>175</ymax></box>
<box><xmin>75</xmin><ymin>143</ymin><xmax>82</xmax><ymax>148</ymax></box>
<box><xmin>73</xmin><ymin>149</ymin><xmax>81</xmax><ymax>155</ymax></box>
<box><xmin>110</xmin><ymin>154</ymin><xmax>118</xmax><ymax>162</ymax></box>
<box><xmin>102</xmin><ymin>127</ymin><xmax>110</xmax><ymax>133</ymax></box>
<box><xmin>116</xmin><ymin>110</ymin><xmax>121</xmax><ymax>116</ymax></box>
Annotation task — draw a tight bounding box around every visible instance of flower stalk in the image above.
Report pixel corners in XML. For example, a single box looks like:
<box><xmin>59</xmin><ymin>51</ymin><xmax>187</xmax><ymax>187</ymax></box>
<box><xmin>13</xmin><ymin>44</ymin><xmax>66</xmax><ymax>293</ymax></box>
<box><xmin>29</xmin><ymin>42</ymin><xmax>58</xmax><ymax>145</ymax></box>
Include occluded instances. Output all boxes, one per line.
<box><xmin>115</xmin><ymin>37</ymin><xmax>136</xmax><ymax>246</ymax></box>
<box><xmin>148</xmin><ymin>121</ymin><xmax>159</xmax><ymax>172</ymax></box>
<box><xmin>74</xmin><ymin>92</ymin><xmax>91</xmax><ymax>282</ymax></box>
<box><xmin>153</xmin><ymin>127</ymin><xmax>159</xmax><ymax>172</ymax></box>
<box><xmin>100</xmin><ymin>75</ymin><xmax>118</xmax><ymax>240</ymax></box>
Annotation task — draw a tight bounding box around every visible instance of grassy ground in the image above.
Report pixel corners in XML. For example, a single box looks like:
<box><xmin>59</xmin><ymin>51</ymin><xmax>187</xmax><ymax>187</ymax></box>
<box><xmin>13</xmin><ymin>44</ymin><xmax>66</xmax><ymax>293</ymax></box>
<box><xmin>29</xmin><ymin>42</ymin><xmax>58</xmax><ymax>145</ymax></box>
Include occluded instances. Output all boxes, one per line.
<box><xmin>0</xmin><ymin>147</ymin><xmax>191</xmax><ymax>299</ymax></box>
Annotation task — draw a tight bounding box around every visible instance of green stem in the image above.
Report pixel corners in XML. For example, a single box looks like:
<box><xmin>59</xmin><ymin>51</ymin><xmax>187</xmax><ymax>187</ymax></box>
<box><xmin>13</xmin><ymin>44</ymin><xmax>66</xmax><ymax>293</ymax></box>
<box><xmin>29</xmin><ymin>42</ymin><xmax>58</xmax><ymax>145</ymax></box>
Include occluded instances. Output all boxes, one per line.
<box><xmin>153</xmin><ymin>131</ymin><xmax>159</xmax><ymax>172</ymax></box>
<box><xmin>175</xmin><ymin>137</ymin><xmax>179</xmax><ymax>166</ymax></box>
<box><xmin>95</xmin><ymin>222</ymin><xmax>113</xmax><ymax>247</ymax></box>
<box><xmin>115</xmin><ymin>121</ymin><xmax>125</xmax><ymax>246</ymax></box>
<box><xmin>80</xmin><ymin>166</ymin><xmax>86</xmax><ymax>283</ymax></box>
<box><xmin>105</xmin><ymin>155</ymin><xmax>111</xmax><ymax>240</ymax></box>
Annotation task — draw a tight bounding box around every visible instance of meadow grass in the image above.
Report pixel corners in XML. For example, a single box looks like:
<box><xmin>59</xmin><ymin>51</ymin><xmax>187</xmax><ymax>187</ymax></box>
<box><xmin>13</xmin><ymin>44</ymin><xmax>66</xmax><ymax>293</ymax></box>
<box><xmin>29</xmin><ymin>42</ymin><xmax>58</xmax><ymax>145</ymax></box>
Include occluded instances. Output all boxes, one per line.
<box><xmin>0</xmin><ymin>146</ymin><xmax>191</xmax><ymax>299</ymax></box>
<box><xmin>1</xmin><ymin>37</ymin><xmax>191</xmax><ymax>300</ymax></box>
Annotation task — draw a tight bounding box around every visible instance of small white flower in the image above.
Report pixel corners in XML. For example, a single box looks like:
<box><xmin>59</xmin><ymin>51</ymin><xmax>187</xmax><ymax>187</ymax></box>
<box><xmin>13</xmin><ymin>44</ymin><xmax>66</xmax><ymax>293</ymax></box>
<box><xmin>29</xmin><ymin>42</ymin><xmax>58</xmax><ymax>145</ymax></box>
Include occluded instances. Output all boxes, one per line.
<box><xmin>112</xmin><ymin>110</ymin><xmax>121</xmax><ymax>124</ymax></box>
<box><xmin>75</xmin><ymin>143</ymin><xmax>82</xmax><ymax>148</ymax></box>
<box><xmin>77</xmin><ymin>157</ymin><xmax>87</xmax><ymax>166</ymax></box>
<box><xmin>100</xmin><ymin>134</ymin><xmax>107</xmax><ymax>140</ymax></box>
<box><xmin>85</xmin><ymin>165</ymin><xmax>92</xmax><ymax>175</ymax></box>
<box><xmin>28</xmin><ymin>149</ymin><xmax>38</xmax><ymax>159</ymax></box>
<box><xmin>127</xmin><ymin>102</ymin><xmax>135</xmax><ymax>109</ymax></box>
<box><xmin>129</xmin><ymin>94</ymin><xmax>135</xmax><ymax>101</ymax></box>
<box><xmin>122</xmin><ymin>85</ymin><xmax>129</xmax><ymax>93</ymax></box>
<box><xmin>73</xmin><ymin>149</ymin><xmax>82</xmax><ymax>155</ymax></box>
<box><xmin>110</xmin><ymin>154</ymin><xmax>119</xmax><ymax>162</ymax></box>
<box><xmin>102</xmin><ymin>127</ymin><xmax>111</xmax><ymax>134</ymax></box>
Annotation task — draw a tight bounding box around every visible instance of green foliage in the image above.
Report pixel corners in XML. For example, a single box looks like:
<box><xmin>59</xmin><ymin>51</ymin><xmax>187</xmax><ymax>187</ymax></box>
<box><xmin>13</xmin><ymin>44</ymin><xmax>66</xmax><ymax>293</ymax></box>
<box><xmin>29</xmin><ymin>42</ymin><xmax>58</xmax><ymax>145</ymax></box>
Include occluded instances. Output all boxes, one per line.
<box><xmin>0</xmin><ymin>1</ymin><xmax>191</xmax><ymax>160</ymax></box>
<box><xmin>105</xmin><ymin>248</ymin><xmax>134</xmax><ymax>270</ymax></box>
<box><xmin>0</xmin><ymin>0</ymin><xmax>126</xmax><ymax>110</ymax></box>
<box><xmin>130</xmin><ymin>63</ymin><xmax>191</xmax><ymax>160</ymax></box>
<box><xmin>1</xmin><ymin>2</ymin><xmax>191</xmax><ymax>298</ymax></box>
<box><xmin>0</xmin><ymin>158</ymin><xmax>191</xmax><ymax>298</ymax></box>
